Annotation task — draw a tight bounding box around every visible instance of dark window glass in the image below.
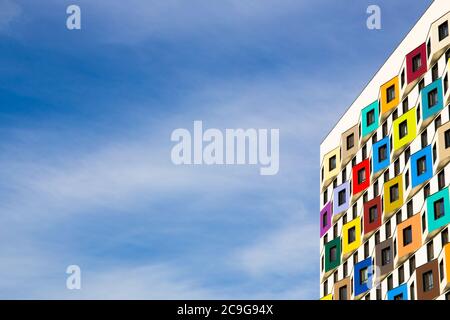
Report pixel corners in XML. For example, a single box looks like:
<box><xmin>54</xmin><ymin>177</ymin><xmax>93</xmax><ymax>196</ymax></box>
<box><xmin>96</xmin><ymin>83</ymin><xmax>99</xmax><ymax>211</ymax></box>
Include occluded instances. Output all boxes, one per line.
<box><xmin>428</xmin><ymin>89</ymin><xmax>438</xmax><ymax>109</ymax></box>
<box><xmin>439</xmin><ymin>21</ymin><xmax>449</xmax><ymax>41</ymax></box>
<box><xmin>339</xmin><ymin>286</ymin><xmax>348</xmax><ymax>300</ymax></box>
<box><xmin>403</xmin><ymin>226</ymin><xmax>413</xmax><ymax>246</ymax></box>
<box><xmin>442</xmin><ymin>228</ymin><xmax>449</xmax><ymax>246</ymax></box>
<box><xmin>386</xmin><ymin>220</ymin><xmax>391</xmax><ymax>238</ymax></box>
<box><xmin>434</xmin><ymin>198</ymin><xmax>445</xmax><ymax>220</ymax></box>
<box><xmin>390</xmin><ymin>184</ymin><xmax>399</xmax><ymax>202</ymax></box>
<box><xmin>410</xmin><ymin>255</ymin><xmax>416</xmax><ymax>276</ymax></box>
<box><xmin>427</xmin><ymin>241</ymin><xmax>434</xmax><ymax>261</ymax></box>
<box><xmin>347</xmin><ymin>133</ymin><xmax>354</xmax><ymax>150</ymax></box>
<box><xmin>412</xmin><ymin>54</ymin><xmax>422</xmax><ymax>72</ymax></box>
<box><xmin>358</xmin><ymin>168</ymin><xmax>366</xmax><ymax>184</ymax></box>
<box><xmin>378</xmin><ymin>144</ymin><xmax>387</xmax><ymax>161</ymax></box>
<box><xmin>338</xmin><ymin>189</ymin><xmax>346</xmax><ymax>206</ymax></box>
<box><xmin>438</xmin><ymin>171</ymin><xmax>445</xmax><ymax>190</ymax></box>
<box><xmin>387</xmin><ymin>85</ymin><xmax>396</xmax><ymax>103</ymax></box>
<box><xmin>382</xmin><ymin>247</ymin><xmax>391</xmax><ymax>266</ymax></box>
<box><xmin>417</xmin><ymin>156</ymin><xmax>427</xmax><ymax>176</ymax></box>
<box><xmin>348</xmin><ymin>226</ymin><xmax>356</xmax><ymax>243</ymax></box>
<box><xmin>329</xmin><ymin>155</ymin><xmax>336</xmax><ymax>170</ymax></box>
<box><xmin>369</xmin><ymin>205</ymin><xmax>378</xmax><ymax>223</ymax></box>
<box><xmin>399</xmin><ymin>265</ymin><xmax>405</xmax><ymax>284</ymax></box>
<box><xmin>367</xmin><ymin>110</ymin><xmax>375</xmax><ymax>126</ymax></box>
<box><xmin>445</xmin><ymin>129</ymin><xmax>450</xmax><ymax>148</ymax></box>
<box><xmin>330</xmin><ymin>246</ymin><xmax>337</xmax><ymax>262</ymax></box>
<box><xmin>423</xmin><ymin>271</ymin><xmax>434</xmax><ymax>292</ymax></box>
<box><xmin>322</xmin><ymin>212</ymin><xmax>328</xmax><ymax>228</ymax></box>
<box><xmin>432</xmin><ymin>64</ymin><xmax>439</xmax><ymax>82</ymax></box>
<box><xmin>399</xmin><ymin>120</ymin><xmax>408</xmax><ymax>139</ymax></box>
<box><xmin>360</xmin><ymin>267</ymin><xmax>369</xmax><ymax>285</ymax></box>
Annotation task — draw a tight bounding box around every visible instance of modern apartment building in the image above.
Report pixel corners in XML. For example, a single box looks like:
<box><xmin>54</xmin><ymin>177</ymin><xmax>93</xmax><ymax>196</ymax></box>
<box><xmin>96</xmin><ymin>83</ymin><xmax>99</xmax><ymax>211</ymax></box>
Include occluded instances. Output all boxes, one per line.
<box><xmin>320</xmin><ymin>0</ymin><xmax>450</xmax><ymax>300</ymax></box>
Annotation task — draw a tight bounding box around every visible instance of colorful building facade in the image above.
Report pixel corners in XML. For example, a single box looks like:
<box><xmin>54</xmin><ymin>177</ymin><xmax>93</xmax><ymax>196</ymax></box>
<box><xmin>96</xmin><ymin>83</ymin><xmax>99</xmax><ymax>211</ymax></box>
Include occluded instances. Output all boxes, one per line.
<box><xmin>320</xmin><ymin>0</ymin><xmax>450</xmax><ymax>300</ymax></box>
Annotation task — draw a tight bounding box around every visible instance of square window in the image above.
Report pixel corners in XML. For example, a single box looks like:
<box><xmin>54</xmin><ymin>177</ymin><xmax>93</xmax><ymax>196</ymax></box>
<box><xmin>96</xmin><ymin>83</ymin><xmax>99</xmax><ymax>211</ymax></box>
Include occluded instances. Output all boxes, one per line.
<box><xmin>339</xmin><ymin>286</ymin><xmax>348</xmax><ymax>300</ymax></box>
<box><xmin>394</xmin><ymin>293</ymin><xmax>404</xmax><ymax>300</ymax></box>
<box><xmin>322</xmin><ymin>212</ymin><xmax>328</xmax><ymax>229</ymax></box>
<box><xmin>367</xmin><ymin>109</ymin><xmax>375</xmax><ymax>126</ymax></box>
<box><xmin>369</xmin><ymin>205</ymin><xmax>378</xmax><ymax>223</ymax></box>
<box><xmin>358</xmin><ymin>168</ymin><xmax>366</xmax><ymax>184</ymax></box>
<box><xmin>432</xmin><ymin>65</ymin><xmax>439</xmax><ymax>82</ymax></box>
<box><xmin>445</xmin><ymin>129</ymin><xmax>450</xmax><ymax>148</ymax></box>
<box><xmin>417</xmin><ymin>156</ymin><xmax>427</xmax><ymax>176</ymax></box>
<box><xmin>360</xmin><ymin>267</ymin><xmax>369</xmax><ymax>285</ymax></box>
<box><xmin>347</xmin><ymin>133</ymin><xmax>354</xmax><ymax>150</ymax></box>
<box><xmin>329</xmin><ymin>155</ymin><xmax>336</xmax><ymax>170</ymax></box>
<box><xmin>403</xmin><ymin>226</ymin><xmax>413</xmax><ymax>246</ymax></box>
<box><xmin>338</xmin><ymin>189</ymin><xmax>346</xmax><ymax>206</ymax></box>
<box><xmin>434</xmin><ymin>198</ymin><xmax>445</xmax><ymax>220</ymax></box>
<box><xmin>423</xmin><ymin>270</ymin><xmax>434</xmax><ymax>292</ymax></box>
<box><xmin>382</xmin><ymin>247</ymin><xmax>391</xmax><ymax>266</ymax></box>
<box><xmin>399</xmin><ymin>120</ymin><xmax>408</xmax><ymax>139</ymax></box>
<box><xmin>378</xmin><ymin>144</ymin><xmax>387</xmax><ymax>161</ymax></box>
<box><xmin>390</xmin><ymin>184</ymin><xmax>399</xmax><ymax>202</ymax></box>
<box><xmin>412</xmin><ymin>54</ymin><xmax>422</xmax><ymax>72</ymax></box>
<box><xmin>330</xmin><ymin>246</ymin><xmax>337</xmax><ymax>262</ymax></box>
<box><xmin>428</xmin><ymin>88</ymin><xmax>439</xmax><ymax>108</ymax></box>
<box><xmin>348</xmin><ymin>226</ymin><xmax>356</xmax><ymax>243</ymax></box>
<box><xmin>386</xmin><ymin>85</ymin><xmax>396</xmax><ymax>103</ymax></box>
<box><xmin>439</xmin><ymin>21</ymin><xmax>449</xmax><ymax>41</ymax></box>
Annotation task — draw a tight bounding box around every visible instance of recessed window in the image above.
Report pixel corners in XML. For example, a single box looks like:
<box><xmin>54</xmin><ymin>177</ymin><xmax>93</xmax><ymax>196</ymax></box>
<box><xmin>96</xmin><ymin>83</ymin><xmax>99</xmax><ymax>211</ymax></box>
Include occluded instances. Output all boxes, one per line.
<box><xmin>394</xmin><ymin>293</ymin><xmax>404</xmax><ymax>300</ymax></box>
<box><xmin>417</xmin><ymin>156</ymin><xmax>427</xmax><ymax>176</ymax></box>
<box><xmin>322</xmin><ymin>211</ymin><xmax>328</xmax><ymax>228</ymax></box>
<box><xmin>427</xmin><ymin>241</ymin><xmax>434</xmax><ymax>261</ymax></box>
<box><xmin>438</xmin><ymin>171</ymin><xmax>445</xmax><ymax>190</ymax></box>
<box><xmin>386</xmin><ymin>85</ymin><xmax>396</xmax><ymax>103</ymax></box>
<box><xmin>407</xmin><ymin>200</ymin><xmax>413</xmax><ymax>218</ymax></box>
<box><xmin>390</xmin><ymin>184</ymin><xmax>399</xmax><ymax>202</ymax></box>
<box><xmin>402</xmin><ymin>98</ymin><xmax>409</xmax><ymax>113</ymax></box>
<box><xmin>428</xmin><ymin>88</ymin><xmax>439</xmax><ymax>108</ymax></box>
<box><xmin>419</xmin><ymin>79</ymin><xmax>425</xmax><ymax>92</ymax></box>
<box><xmin>366</xmin><ymin>109</ymin><xmax>375</xmax><ymax>126</ymax></box>
<box><xmin>360</xmin><ymin>267</ymin><xmax>369</xmax><ymax>285</ymax></box>
<box><xmin>432</xmin><ymin>64</ymin><xmax>439</xmax><ymax>82</ymax></box>
<box><xmin>439</xmin><ymin>21</ymin><xmax>449</xmax><ymax>41</ymax></box>
<box><xmin>405</xmin><ymin>170</ymin><xmax>410</xmax><ymax>189</ymax></box>
<box><xmin>338</xmin><ymin>189</ymin><xmax>346</xmax><ymax>206</ymax></box>
<box><xmin>381</xmin><ymin>247</ymin><xmax>391</xmax><ymax>266</ymax></box>
<box><xmin>445</xmin><ymin>129</ymin><xmax>450</xmax><ymax>149</ymax></box>
<box><xmin>330</xmin><ymin>246</ymin><xmax>337</xmax><ymax>262</ymax></box>
<box><xmin>434</xmin><ymin>198</ymin><xmax>445</xmax><ymax>220</ymax></box>
<box><xmin>387</xmin><ymin>274</ymin><xmax>393</xmax><ymax>290</ymax></box>
<box><xmin>440</xmin><ymin>260</ymin><xmax>445</xmax><ymax>282</ymax></box>
<box><xmin>442</xmin><ymin>228</ymin><xmax>449</xmax><ymax>246</ymax></box>
<box><xmin>403</xmin><ymin>226</ymin><xmax>413</xmax><ymax>246</ymax></box>
<box><xmin>386</xmin><ymin>220</ymin><xmax>392</xmax><ymax>238</ymax></box>
<box><xmin>342</xmin><ymin>167</ymin><xmax>347</xmax><ymax>182</ymax></box>
<box><xmin>348</xmin><ymin>226</ymin><xmax>356</xmax><ymax>243</ymax></box>
<box><xmin>412</xmin><ymin>54</ymin><xmax>422</xmax><ymax>72</ymax></box>
<box><xmin>357</xmin><ymin>168</ymin><xmax>366</xmax><ymax>184</ymax></box>
<box><xmin>410</xmin><ymin>255</ymin><xmax>416</xmax><ymax>276</ymax></box>
<box><xmin>399</xmin><ymin>265</ymin><xmax>405</xmax><ymax>284</ymax></box>
<box><xmin>423</xmin><ymin>270</ymin><xmax>434</xmax><ymax>292</ymax></box>
<box><xmin>401</xmin><ymin>69</ymin><xmax>405</xmax><ymax>87</ymax></box>
<box><xmin>346</xmin><ymin>133</ymin><xmax>354</xmax><ymax>150</ymax></box>
<box><xmin>427</xmin><ymin>40</ymin><xmax>431</xmax><ymax>58</ymax></box>
<box><xmin>399</xmin><ymin>120</ymin><xmax>408</xmax><ymax>139</ymax></box>
<box><xmin>424</xmin><ymin>183</ymin><xmax>431</xmax><ymax>198</ymax></box>
<box><xmin>329</xmin><ymin>155</ymin><xmax>336</xmax><ymax>171</ymax></box>
<box><xmin>378</xmin><ymin>144</ymin><xmax>387</xmax><ymax>162</ymax></box>
<box><xmin>445</xmin><ymin>74</ymin><xmax>449</xmax><ymax>94</ymax></box>
<box><xmin>369</xmin><ymin>205</ymin><xmax>378</xmax><ymax>223</ymax></box>
<box><xmin>364</xmin><ymin>242</ymin><xmax>369</xmax><ymax>258</ymax></box>
<box><xmin>339</xmin><ymin>286</ymin><xmax>348</xmax><ymax>300</ymax></box>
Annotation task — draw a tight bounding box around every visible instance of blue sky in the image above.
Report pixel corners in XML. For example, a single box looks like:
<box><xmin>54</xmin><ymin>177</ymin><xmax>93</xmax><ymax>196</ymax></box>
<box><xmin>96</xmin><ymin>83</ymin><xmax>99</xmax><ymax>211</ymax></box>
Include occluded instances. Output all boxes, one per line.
<box><xmin>0</xmin><ymin>0</ymin><xmax>433</xmax><ymax>299</ymax></box>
